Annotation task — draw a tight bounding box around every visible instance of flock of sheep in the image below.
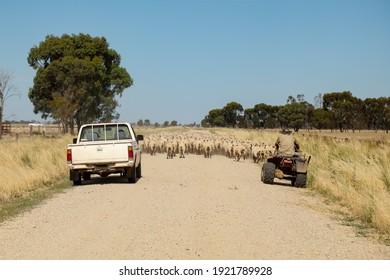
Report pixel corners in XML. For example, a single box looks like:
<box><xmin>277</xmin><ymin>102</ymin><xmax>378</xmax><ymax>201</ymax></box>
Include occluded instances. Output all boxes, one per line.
<box><xmin>141</xmin><ymin>130</ymin><xmax>275</xmax><ymax>163</ymax></box>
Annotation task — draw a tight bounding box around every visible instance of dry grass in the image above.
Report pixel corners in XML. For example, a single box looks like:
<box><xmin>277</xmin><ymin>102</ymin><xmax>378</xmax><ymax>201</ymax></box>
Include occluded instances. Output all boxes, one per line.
<box><xmin>303</xmin><ymin>135</ymin><xmax>390</xmax><ymax>235</ymax></box>
<box><xmin>0</xmin><ymin>135</ymin><xmax>73</xmax><ymax>202</ymax></box>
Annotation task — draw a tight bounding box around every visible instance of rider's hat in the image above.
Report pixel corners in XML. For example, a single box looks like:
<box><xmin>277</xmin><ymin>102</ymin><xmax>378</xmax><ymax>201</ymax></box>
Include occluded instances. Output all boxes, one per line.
<box><xmin>279</xmin><ymin>128</ymin><xmax>292</xmax><ymax>134</ymax></box>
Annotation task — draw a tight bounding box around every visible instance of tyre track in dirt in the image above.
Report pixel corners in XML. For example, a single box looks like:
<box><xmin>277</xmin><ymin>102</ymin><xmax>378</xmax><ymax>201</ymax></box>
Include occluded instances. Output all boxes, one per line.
<box><xmin>0</xmin><ymin>154</ymin><xmax>389</xmax><ymax>259</ymax></box>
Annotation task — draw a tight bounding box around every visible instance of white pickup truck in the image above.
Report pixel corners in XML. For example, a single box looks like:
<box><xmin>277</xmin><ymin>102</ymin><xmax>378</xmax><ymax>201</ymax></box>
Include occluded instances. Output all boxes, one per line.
<box><xmin>67</xmin><ymin>122</ymin><xmax>143</xmax><ymax>185</ymax></box>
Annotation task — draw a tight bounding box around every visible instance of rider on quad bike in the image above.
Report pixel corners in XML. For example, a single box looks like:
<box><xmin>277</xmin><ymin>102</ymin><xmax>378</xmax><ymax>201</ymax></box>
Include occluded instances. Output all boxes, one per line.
<box><xmin>274</xmin><ymin>128</ymin><xmax>300</xmax><ymax>156</ymax></box>
<box><xmin>261</xmin><ymin>128</ymin><xmax>310</xmax><ymax>188</ymax></box>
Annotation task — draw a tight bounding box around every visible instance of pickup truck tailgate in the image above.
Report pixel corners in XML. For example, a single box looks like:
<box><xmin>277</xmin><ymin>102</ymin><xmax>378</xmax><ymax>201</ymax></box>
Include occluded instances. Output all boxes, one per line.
<box><xmin>71</xmin><ymin>142</ymin><xmax>130</xmax><ymax>164</ymax></box>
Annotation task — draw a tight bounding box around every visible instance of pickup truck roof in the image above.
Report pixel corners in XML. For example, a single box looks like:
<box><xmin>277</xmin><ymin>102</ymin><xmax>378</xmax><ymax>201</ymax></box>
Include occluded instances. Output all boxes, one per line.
<box><xmin>79</xmin><ymin>122</ymin><xmax>132</xmax><ymax>126</ymax></box>
<box><xmin>77</xmin><ymin>123</ymin><xmax>136</xmax><ymax>143</ymax></box>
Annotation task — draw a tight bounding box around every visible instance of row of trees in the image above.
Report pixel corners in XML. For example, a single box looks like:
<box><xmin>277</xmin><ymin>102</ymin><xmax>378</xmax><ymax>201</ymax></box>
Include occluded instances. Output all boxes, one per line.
<box><xmin>135</xmin><ymin>119</ymin><xmax>199</xmax><ymax>127</ymax></box>
<box><xmin>201</xmin><ymin>92</ymin><xmax>390</xmax><ymax>133</ymax></box>
<box><xmin>136</xmin><ymin>119</ymin><xmax>177</xmax><ymax>127</ymax></box>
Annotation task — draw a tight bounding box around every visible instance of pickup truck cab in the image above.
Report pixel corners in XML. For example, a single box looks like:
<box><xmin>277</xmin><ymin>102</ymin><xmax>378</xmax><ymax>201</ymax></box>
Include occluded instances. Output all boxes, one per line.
<box><xmin>67</xmin><ymin>122</ymin><xmax>143</xmax><ymax>185</ymax></box>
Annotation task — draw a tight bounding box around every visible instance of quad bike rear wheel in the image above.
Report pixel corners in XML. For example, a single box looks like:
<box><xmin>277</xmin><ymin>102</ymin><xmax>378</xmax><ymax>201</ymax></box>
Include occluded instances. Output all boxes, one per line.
<box><xmin>294</xmin><ymin>173</ymin><xmax>307</xmax><ymax>188</ymax></box>
<box><xmin>261</xmin><ymin>162</ymin><xmax>275</xmax><ymax>184</ymax></box>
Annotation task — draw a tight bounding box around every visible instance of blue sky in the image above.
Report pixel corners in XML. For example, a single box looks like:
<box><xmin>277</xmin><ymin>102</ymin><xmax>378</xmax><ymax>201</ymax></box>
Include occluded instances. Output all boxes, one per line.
<box><xmin>1</xmin><ymin>0</ymin><xmax>389</xmax><ymax>125</ymax></box>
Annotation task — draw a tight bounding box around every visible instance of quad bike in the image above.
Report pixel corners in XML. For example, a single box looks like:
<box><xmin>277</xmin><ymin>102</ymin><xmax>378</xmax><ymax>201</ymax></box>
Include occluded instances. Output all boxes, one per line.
<box><xmin>261</xmin><ymin>153</ymin><xmax>311</xmax><ymax>188</ymax></box>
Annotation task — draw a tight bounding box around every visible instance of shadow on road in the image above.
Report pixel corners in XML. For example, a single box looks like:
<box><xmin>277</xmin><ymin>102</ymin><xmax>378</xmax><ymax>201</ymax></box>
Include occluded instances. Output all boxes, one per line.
<box><xmin>78</xmin><ymin>175</ymin><xmax>140</xmax><ymax>186</ymax></box>
<box><xmin>267</xmin><ymin>179</ymin><xmax>294</xmax><ymax>188</ymax></box>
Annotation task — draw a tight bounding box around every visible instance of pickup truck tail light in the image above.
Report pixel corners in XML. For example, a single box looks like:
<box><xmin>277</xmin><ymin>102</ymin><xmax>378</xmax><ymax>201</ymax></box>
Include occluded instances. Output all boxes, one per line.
<box><xmin>67</xmin><ymin>148</ymin><xmax>72</xmax><ymax>163</ymax></box>
<box><xmin>128</xmin><ymin>146</ymin><xmax>134</xmax><ymax>159</ymax></box>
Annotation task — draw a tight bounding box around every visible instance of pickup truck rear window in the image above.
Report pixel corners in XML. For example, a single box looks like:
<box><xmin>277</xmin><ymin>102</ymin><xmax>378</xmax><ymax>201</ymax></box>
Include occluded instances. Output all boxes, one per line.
<box><xmin>79</xmin><ymin>124</ymin><xmax>132</xmax><ymax>142</ymax></box>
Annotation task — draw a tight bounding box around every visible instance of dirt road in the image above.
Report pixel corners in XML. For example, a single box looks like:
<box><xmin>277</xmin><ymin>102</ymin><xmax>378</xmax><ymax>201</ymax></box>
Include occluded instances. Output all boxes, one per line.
<box><xmin>0</xmin><ymin>153</ymin><xmax>389</xmax><ymax>259</ymax></box>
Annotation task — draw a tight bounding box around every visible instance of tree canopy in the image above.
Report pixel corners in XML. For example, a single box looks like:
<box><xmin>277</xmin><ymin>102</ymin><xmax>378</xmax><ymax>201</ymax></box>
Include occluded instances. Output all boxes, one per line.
<box><xmin>27</xmin><ymin>33</ymin><xmax>132</xmax><ymax>133</ymax></box>
<box><xmin>201</xmin><ymin>93</ymin><xmax>390</xmax><ymax>133</ymax></box>
<box><xmin>222</xmin><ymin>102</ymin><xmax>243</xmax><ymax>127</ymax></box>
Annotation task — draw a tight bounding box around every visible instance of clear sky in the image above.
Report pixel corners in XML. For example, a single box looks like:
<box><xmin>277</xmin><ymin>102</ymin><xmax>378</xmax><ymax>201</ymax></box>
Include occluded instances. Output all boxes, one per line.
<box><xmin>1</xmin><ymin>0</ymin><xmax>389</xmax><ymax>125</ymax></box>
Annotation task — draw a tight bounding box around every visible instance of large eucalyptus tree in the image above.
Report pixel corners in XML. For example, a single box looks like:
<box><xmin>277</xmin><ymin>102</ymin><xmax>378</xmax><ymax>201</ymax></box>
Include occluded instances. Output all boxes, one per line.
<box><xmin>28</xmin><ymin>33</ymin><xmax>132</xmax><ymax>133</ymax></box>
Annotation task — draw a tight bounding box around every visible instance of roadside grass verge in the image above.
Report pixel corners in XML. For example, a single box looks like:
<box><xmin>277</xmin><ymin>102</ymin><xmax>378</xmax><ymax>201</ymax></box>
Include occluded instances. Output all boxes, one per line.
<box><xmin>302</xmin><ymin>135</ymin><xmax>390</xmax><ymax>238</ymax></box>
<box><xmin>0</xmin><ymin>176</ymin><xmax>72</xmax><ymax>223</ymax></box>
<box><xmin>0</xmin><ymin>135</ymin><xmax>73</xmax><ymax>222</ymax></box>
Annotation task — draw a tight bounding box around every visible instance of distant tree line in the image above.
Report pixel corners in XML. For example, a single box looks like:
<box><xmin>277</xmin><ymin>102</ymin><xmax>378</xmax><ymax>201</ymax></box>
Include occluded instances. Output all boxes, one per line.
<box><xmin>3</xmin><ymin>120</ymin><xmax>46</xmax><ymax>124</ymax></box>
<box><xmin>201</xmin><ymin>92</ymin><xmax>390</xmax><ymax>133</ymax></box>
<box><xmin>135</xmin><ymin>119</ymin><xmax>198</xmax><ymax>127</ymax></box>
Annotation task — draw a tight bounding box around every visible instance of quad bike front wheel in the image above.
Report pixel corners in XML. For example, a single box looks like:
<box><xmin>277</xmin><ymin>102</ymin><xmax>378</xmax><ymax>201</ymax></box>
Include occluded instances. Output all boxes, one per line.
<box><xmin>261</xmin><ymin>162</ymin><xmax>275</xmax><ymax>184</ymax></box>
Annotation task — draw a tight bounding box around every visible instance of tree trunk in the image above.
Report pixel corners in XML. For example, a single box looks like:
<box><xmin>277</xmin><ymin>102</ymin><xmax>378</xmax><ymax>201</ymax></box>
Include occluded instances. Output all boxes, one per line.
<box><xmin>339</xmin><ymin>123</ymin><xmax>344</xmax><ymax>132</ymax></box>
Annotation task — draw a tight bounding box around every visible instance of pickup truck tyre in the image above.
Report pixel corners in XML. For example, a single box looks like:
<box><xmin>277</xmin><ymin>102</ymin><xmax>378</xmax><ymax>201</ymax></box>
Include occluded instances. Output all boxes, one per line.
<box><xmin>127</xmin><ymin>167</ymin><xmax>137</xmax><ymax>183</ymax></box>
<box><xmin>70</xmin><ymin>170</ymin><xmax>82</xmax><ymax>186</ymax></box>
<box><xmin>73</xmin><ymin>174</ymin><xmax>82</xmax><ymax>186</ymax></box>
<box><xmin>136</xmin><ymin>161</ymin><xmax>142</xmax><ymax>178</ymax></box>
<box><xmin>83</xmin><ymin>173</ymin><xmax>91</xmax><ymax>180</ymax></box>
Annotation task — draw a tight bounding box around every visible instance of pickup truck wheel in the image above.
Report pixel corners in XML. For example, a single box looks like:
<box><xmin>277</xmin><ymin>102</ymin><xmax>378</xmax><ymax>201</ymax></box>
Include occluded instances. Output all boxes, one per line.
<box><xmin>83</xmin><ymin>173</ymin><xmax>91</xmax><ymax>180</ymax></box>
<box><xmin>127</xmin><ymin>167</ymin><xmax>136</xmax><ymax>183</ymax></box>
<box><xmin>73</xmin><ymin>174</ymin><xmax>82</xmax><ymax>186</ymax></box>
<box><xmin>136</xmin><ymin>161</ymin><xmax>142</xmax><ymax>178</ymax></box>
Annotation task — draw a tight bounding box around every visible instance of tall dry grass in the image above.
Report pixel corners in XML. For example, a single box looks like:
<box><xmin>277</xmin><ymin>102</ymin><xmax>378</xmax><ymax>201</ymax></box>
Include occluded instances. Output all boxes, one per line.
<box><xmin>209</xmin><ymin>127</ymin><xmax>390</xmax><ymax>235</ymax></box>
<box><xmin>0</xmin><ymin>135</ymin><xmax>73</xmax><ymax>202</ymax></box>
<box><xmin>302</xmin><ymin>135</ymin><xmax>390</xmax><ymax>234</ymax></box>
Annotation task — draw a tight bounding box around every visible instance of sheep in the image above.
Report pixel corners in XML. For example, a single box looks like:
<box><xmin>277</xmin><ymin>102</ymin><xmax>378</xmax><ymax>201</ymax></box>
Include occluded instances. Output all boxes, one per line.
<box><xmin>166</xmin><ymin>142</ymin><xmax>175</xmax><ymax>159</ymax></box>
<box><xmin>195</xmin><ymin>140</ymin><xmax>203</xmax><ymax>155</ymax></box>
<box><xmin>233</xmin><ymin>144</ymin><xmax>247</xmax><ymax>161</ymax></box>
<box><xmin>204</xmin><ymin>144</ymin><xmax>212</xmax><ymax>158</ymax></box>
<box><xmin>178</xmin><ymin>142</ymin><xmax>187</xmax><ymax>158</ymax></box>
<box><xmin>224</xmin><ymin>142</ymin><xmax>235</xmax><ymax>159</ymax></box>
<box><xmin>143</xmin><ymin>130</ymin><xmax>275</xmax><ymax>166</ymax></box>
<box><xmin>149</xmin><ymin>141</ymin><xmax>157</xmax><ymax>155</ymax></box>
<box><xmin>252</xmin><ymin>145</ymin><xmax>262</xmax><ymax>163</ymax></box>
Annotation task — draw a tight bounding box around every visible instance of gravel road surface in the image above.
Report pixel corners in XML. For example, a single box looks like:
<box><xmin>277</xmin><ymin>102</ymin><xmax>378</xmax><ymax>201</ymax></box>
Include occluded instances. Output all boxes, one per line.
<box><xmin>0</xmin><ymin>153</ymin><xmax>389</xmax><ymax>259</ymax></box>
